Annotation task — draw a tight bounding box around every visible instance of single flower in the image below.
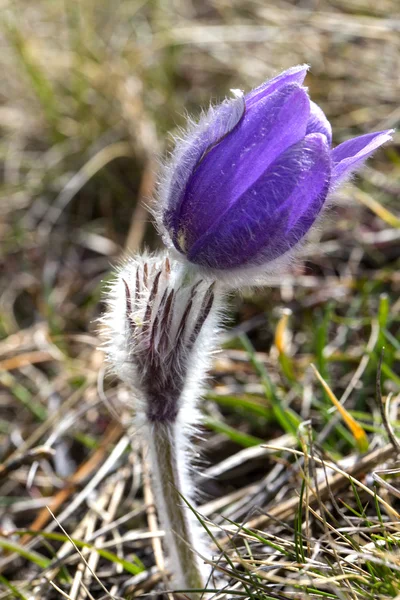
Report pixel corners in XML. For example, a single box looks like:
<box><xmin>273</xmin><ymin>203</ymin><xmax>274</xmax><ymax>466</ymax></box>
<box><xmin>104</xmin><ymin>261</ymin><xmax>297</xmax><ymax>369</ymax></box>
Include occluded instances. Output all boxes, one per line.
<box><xmin>156</xmin><ymin>65</ymin><xmax>393</xmax><ymax>280</ymax></box>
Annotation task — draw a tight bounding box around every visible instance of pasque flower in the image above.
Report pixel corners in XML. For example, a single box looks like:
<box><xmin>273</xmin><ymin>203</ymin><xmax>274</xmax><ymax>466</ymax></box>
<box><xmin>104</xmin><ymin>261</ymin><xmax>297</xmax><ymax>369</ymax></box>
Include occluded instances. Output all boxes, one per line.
<box><xmin>157</xmin><ymin>65</ymin><xmax>393</xmax><ymax>276</ymax></box>
<box><xmin>101</xmin><ymin>67</ymin><xmax>393</xmax><ymax>598</ymax></box>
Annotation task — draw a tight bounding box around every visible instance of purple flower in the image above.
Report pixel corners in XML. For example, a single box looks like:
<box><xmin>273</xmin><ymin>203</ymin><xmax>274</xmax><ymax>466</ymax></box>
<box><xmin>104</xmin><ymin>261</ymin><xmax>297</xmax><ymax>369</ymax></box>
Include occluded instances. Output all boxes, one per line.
<box><xmin>157</xmin><ymin>65</ymin><xmax>393</xmax><ymax>275</ymax></box>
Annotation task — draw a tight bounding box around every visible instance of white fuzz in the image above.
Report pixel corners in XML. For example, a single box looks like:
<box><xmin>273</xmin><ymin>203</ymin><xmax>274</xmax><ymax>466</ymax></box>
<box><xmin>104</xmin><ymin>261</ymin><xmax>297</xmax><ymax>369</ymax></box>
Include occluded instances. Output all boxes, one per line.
<box><xmin>100</xmin><ymin>251</ymin><xmax>223</xmax><ymax>596</ymax></box>
<box><xmin>100</xmin><ymin>250</ymin><xmax>221</xmax><ymax>424</ymax></box>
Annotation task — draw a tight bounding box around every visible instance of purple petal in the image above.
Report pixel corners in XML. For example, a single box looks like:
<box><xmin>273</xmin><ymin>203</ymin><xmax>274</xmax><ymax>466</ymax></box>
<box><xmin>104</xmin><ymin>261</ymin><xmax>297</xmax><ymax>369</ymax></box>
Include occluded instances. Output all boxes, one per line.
<box><xmin>173</xmin><ymin>83</ymin><xmax>311</xmax><ymax>253</ymax></box>
<box><xmin>163</xmin><ymin>93</ymin><xmax>246</xmax><ymax>234</ymax></box>
<box><xmin>331</xmin><ymin>129</ymin><xmax>394</xmax><ymax>187</ymax></box>
<box><xmin>187</xmin><ymin>133</ymin><xmax>331</xmax><ymax>269</ymax></box>
<box><xmin>306</xmin><ymin>101</ymin><xmax>332</xmax><ymax>145</ymax></box>
<box><xmin>245</xmin><ymin>64</ymin><xmax>309</xmax><ymax>108</ymax></box>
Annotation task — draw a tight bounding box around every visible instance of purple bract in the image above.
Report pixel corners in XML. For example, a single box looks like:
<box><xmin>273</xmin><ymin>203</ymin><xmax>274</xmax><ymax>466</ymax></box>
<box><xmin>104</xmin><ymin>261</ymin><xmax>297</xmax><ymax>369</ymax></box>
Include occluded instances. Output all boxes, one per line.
<box><xmin>159</xmin><ymin>65</ymin><xmax>393</xmax><ymax>272</ymax></box>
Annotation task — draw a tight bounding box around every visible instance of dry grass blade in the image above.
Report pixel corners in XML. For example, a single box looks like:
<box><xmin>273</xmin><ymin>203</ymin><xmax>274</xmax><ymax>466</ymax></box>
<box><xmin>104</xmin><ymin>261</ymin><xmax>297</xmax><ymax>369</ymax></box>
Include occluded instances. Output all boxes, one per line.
<box><xmin>236</xmin><ymin>443</ymin><xmax>398</xmax><ymax>532</ymax></box>
<box><xmin>20</xmin><ymin>424</ymin><xmax>124</xmax><ymax>544</ymax></box>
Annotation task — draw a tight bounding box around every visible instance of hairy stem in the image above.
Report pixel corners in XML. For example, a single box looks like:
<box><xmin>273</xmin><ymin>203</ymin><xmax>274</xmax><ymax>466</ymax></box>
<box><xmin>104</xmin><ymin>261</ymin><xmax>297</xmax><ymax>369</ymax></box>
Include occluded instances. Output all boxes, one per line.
<box><xmin>147</xmin><ymin>422</ymin><xmax>207</xmax><ymax>598</ymax></box>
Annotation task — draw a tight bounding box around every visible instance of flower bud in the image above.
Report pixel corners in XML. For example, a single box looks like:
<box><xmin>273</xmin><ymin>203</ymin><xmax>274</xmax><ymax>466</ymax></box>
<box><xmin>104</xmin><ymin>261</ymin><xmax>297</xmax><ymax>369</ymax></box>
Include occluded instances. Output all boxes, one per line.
<box><xmin>156</xmin><ymin>65</ymin><xmax>393</xmax><ymax>279</ymax></box>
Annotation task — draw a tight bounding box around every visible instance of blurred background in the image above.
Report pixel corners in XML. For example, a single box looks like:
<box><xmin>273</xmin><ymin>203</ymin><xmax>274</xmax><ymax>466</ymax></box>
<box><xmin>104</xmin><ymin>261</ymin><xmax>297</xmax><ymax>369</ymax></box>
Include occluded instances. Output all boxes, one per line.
<box><xmin>0</xmin><ymin>1</ymin><xmax>399</xmax><ymax>598</ymax></box>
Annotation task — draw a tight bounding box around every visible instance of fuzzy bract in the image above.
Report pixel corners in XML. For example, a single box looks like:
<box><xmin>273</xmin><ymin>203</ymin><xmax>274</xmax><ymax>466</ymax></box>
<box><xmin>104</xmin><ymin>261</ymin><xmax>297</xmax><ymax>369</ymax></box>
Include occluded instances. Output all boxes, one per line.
<box><xmin>157</xmin><ymin>65</ymin><xmax>393</xmax><ymax>278</ymax></box>
<box><xmin>101</xmin><ymin>253</ymin><xmax>220</xmax><ymax>426</ymax></box>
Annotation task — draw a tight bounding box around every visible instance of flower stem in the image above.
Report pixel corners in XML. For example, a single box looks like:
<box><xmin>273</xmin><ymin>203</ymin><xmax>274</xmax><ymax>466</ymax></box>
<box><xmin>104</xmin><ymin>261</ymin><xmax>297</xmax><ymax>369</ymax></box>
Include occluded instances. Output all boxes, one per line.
<box><xmin>147</xmin><ymin>421</ymin><xmax>207</xmax><ymax>599</ymax></box>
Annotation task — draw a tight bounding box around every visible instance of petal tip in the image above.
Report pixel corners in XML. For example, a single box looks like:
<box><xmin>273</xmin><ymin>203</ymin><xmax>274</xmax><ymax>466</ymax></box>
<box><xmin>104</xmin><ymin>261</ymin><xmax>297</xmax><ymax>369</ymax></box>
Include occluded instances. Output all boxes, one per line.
<box><xmin>293</xmin><ymin>63</ymin><xmax>310</xmax><ymax>73</ymax></box>
<box><xmin>245</xmin><ymin>64</ymin><xmax>310</xmax><ymax>107</ymax></box>
<box><xmin>331</xmin><ymin>128</ymin><xmax>394</xmax><ymax>187</ymax></box>
<box><xmin>382</xmin><ymin>128</ymin><xmax>395</xmax><ymax>141</ymax></box>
